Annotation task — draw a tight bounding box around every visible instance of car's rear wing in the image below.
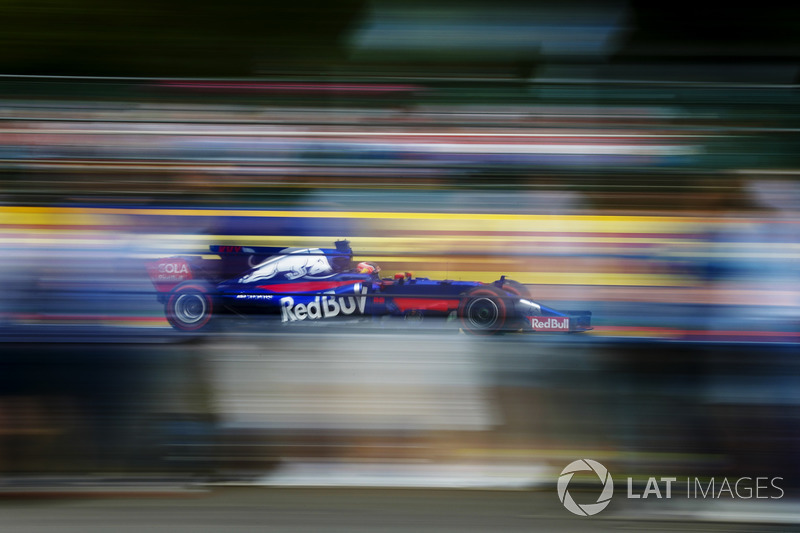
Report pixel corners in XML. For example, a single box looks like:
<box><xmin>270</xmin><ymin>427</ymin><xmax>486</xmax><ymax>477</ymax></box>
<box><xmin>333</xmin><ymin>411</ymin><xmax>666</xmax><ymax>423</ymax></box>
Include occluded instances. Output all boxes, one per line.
<box><xmin>146</xmin><ymin>257</ymin><xmax>195</xmax><ymax>294</ymax></box>
<box><xmin>209</xmin><ymin>245</ymin><xmax>286</xmax><ymax>256</ymax></box>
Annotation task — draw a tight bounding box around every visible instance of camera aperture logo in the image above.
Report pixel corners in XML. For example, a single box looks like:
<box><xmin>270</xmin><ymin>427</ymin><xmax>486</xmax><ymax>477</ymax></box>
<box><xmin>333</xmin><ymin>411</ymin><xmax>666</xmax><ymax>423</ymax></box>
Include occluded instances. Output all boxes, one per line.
<box><xmin>557</xmin><ymin>459</ymin><xmax>614</xmax><ymax>516</ymax></box>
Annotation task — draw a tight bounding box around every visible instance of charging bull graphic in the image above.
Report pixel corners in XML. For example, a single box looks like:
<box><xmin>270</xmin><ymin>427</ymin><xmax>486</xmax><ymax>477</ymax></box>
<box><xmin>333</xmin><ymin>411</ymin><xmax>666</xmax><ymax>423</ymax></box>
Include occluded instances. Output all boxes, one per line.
<box><xmin>240</xmin><ymin>248</ymin><xmax>333</xmax><ymax>283</ymax></box>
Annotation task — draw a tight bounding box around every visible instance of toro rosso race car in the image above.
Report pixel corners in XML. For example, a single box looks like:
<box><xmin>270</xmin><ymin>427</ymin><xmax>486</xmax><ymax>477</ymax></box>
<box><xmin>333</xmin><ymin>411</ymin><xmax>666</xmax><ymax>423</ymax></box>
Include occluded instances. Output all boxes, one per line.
<box><xmin>147</xmin><ymin>240</ymin><xmax>592</xmax><ymax>335</ymax></box>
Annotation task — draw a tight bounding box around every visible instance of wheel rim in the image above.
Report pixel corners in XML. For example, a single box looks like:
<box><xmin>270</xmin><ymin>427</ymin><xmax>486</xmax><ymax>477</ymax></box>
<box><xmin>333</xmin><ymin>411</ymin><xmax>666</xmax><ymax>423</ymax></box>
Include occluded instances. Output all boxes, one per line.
<box><xmin>174</xmin><ymin>293</ymin><xmax>207</xmax><ymax>324</ymax></box>
<box><xmin>465</xmin><ymin>297</ymin><xmax>500</xmax><ymax>329</ymax></box>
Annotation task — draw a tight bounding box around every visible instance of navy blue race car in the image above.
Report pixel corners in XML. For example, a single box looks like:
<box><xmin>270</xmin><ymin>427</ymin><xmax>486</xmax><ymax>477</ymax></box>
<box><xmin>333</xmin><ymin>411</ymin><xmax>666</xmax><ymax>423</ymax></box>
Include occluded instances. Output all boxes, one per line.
<box><xmin>147</xmin><ymin>240</ymin><xmax>591</xmax><ymax>335</ymax></box>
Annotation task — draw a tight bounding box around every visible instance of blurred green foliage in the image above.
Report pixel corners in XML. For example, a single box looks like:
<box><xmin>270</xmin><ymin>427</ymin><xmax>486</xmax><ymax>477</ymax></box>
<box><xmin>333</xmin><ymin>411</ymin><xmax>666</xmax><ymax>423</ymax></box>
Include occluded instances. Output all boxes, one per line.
<box><xmin>0</xmin><ymin>0</ymin><xmax>364</xmax><ymax>76</ymax></box>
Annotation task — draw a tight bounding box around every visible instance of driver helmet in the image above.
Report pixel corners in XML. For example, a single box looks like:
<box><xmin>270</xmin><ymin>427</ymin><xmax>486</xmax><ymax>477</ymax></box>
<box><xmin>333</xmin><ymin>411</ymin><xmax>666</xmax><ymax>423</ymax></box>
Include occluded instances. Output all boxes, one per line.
<box><xmin>356</xmin><ymin>261</ymin><xmax>380</xmax><ymax>275</ymax></box>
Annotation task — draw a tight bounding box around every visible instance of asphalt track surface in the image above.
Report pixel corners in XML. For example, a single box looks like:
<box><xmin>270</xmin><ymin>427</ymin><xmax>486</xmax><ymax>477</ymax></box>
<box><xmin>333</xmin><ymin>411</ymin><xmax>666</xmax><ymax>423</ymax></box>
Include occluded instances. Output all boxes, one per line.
<box><xmin>0</xmin><ymin>487</ymin><xmax>794</xmax><ymax>533</ymax></box>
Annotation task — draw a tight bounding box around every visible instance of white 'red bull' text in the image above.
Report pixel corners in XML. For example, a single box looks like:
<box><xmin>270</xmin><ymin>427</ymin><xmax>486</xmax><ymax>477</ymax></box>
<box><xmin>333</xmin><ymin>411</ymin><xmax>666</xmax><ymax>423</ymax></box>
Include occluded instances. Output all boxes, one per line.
<box><xmin>531</xmin><ymin>317</ymin><xmax>570</xmax><ymax>331</ymax></box>
<box><xmin>280</xmin><ymin>287</ymin><xmax>368</xmax><ymax>322</ymax></box>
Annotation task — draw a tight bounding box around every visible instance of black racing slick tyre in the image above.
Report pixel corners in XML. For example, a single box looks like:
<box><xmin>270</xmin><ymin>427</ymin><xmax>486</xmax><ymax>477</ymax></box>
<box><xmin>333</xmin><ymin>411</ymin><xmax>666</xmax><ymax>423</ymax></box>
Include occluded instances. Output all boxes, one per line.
<box><xmin>458</xmin><ymin>286</ymin><xmax>510</xmax><ymax>335</ymax></box>
<box><xmin>499</xmin><ymin>278</ymin><xmax>532</xmax><ymax>299</ymax></box>
<box><xmin>165</xmin><ymin>281</ymin><xmax>216</xmax><ymax>332</ymax></box>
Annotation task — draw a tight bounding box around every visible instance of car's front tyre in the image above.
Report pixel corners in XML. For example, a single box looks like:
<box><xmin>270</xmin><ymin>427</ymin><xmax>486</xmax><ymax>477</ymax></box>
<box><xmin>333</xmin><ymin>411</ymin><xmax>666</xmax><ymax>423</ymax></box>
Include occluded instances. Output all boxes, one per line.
<box><xmin>165</xmin><ymin>281</ymin><xmax>216</xmax><ymax>332</ymax></box>
<box><xmin>458</xmin><ymin>286</ymin><xmax>510</xmax><ymax>335</ymax></box>
<box><xmin>498</xmin><ymin>278</ymin><xmax>532</xmax><ymax>299</ymax></box>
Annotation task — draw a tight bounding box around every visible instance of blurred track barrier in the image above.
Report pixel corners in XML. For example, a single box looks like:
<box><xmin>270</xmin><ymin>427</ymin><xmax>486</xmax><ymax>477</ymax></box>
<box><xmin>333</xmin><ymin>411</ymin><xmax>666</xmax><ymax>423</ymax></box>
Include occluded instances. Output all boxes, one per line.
<box><xmin>1</xmin><ymin>333</ymin><xmax>799</xmax><ymax>490</ymax></box>
<box><xmin>206</xmin><ymin>333</ymin><xmax>494</xmax><ymax>432</ymax></box>
<box><xmin>2</xmin><ymin>205</ymin><xmax>798</xmax><ymax>284</ymax></box>
<box><xmin>0</xmin><ymin>205</ymin><xmax>715</xmax><ymax>286</ymax></box>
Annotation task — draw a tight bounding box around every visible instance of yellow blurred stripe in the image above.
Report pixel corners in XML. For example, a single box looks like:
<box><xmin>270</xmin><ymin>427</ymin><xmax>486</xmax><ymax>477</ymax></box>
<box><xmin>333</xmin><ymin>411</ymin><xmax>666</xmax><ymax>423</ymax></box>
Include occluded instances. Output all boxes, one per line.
<box><xmin>2</xmin><ymin>229</ymin><xmax>795</xmax><ymax>261</ymax></box>
<box><xmin>0</xmin><ymin>206</ymin><xmax>706</xmax><ymax>233</ymax></box>
<box><xmin>0</xmin><ymin>230</ymin><xmax>782</xmax><ymax>250</ymax></box>
<box><xmin>415</xmin><ymin>271</ymin><xmax>690</xmax><ymax>286</ymax></box>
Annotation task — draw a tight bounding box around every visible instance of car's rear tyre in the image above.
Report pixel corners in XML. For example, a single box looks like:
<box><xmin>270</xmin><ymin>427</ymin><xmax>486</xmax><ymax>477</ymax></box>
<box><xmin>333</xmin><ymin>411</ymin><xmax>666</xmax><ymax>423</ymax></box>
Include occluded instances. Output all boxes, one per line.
<box><xmin>166</xmin><ymin>282</ymin><xmax>215</xmax><ymax>332</ymax></box>
<box><xmin>458</xmin><ymin>286</ymin><xmax>510</xmax><ymax>335</ymax></box>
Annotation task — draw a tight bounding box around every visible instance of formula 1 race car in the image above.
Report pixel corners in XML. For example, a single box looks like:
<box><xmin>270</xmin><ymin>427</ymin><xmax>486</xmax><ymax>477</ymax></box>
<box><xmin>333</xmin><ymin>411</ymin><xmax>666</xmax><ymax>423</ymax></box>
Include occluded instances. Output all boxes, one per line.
<box><xmin>147</xmin><ymin>240</ymin><xmax>592</xmax><ymax>335</ymax></box>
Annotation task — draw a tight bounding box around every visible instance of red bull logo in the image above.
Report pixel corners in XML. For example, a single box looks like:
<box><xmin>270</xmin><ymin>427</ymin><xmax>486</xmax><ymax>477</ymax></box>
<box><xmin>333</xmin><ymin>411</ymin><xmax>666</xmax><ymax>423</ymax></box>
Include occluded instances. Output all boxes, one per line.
<box><xmin>280</xmin><ymin>286</ymin><xmax>368</xmax><ymax>322</ymax></box>
<box><xmin>530</xmin><ymin>316</ymin><xmax>570</xmax><ymax>331</ymax></box>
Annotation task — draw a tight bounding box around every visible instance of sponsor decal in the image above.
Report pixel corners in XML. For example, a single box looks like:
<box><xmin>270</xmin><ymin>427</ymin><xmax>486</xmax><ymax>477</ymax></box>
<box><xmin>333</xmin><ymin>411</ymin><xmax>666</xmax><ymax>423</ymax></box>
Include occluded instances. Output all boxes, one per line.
<box><xmin>158</xmin><ymin>262</ymin><xmax>189</xmax><ymax>275</ymax></box>
<box><xmin>151</xmin><ymin>259</ymin><xmax>192</xmax><ymax>282</ymax></box>
<box><xmin>218</xmin><ymin>246</ymin><xmax>242</xmax><ymax>253</ymax></box>
<box><xmin>280</xmin><ymin>287</ymin><xmax>368</xmax><ymax>322</ymax></box>
<box><xmin>530</xmin><ymin>316</ymin><xmax>570</xmax><ymax>331</ymax></box>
